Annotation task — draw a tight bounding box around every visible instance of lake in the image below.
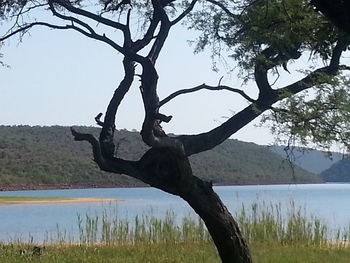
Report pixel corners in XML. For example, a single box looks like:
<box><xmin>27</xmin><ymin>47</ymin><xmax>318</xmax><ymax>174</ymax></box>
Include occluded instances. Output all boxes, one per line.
<box><xmin>1</xmin><ymin>183</ymin><xmax>350</xmax><ymax>243</ymax></box>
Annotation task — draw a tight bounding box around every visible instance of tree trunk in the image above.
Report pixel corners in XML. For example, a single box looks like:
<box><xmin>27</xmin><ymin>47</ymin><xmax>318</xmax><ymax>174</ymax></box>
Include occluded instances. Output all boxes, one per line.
<box><xmin>181</xmin><ymin>177</ymin><xmax>253</xmax><ymax>263</ymax></box>
<box><xmin>139</xmin><ymin>147</ymin><xmax>253</xmax><ymax>263</ymax></box>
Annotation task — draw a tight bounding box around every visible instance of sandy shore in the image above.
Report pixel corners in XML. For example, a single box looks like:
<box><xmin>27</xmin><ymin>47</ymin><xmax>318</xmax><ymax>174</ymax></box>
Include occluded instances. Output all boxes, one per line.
<box><xmin>0</xmin><ymin>198</ymin><xmax>121</xmax><ymax>206</ymax></box>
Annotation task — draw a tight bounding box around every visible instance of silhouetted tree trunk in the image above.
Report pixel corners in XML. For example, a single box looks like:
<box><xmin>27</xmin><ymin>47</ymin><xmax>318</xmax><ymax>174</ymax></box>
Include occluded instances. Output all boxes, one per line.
<box><xmin>182</xmin><ymin>177</ymin><xmax>252</xmax><ymax>263</ymax></box>
<box><xmin>139</xmin><ymin>147</ymin><xmax>253</xmax><ymax>263</ymax></box>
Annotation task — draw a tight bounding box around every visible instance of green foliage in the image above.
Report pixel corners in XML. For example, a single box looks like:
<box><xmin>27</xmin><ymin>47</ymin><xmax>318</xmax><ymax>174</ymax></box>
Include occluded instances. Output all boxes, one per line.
<box><xmin>264</xmin><ymin>81</ymin><xmax>350</xmax><ymax>151</ymax></box>
<box><xmin>188</xmin><ymin>0</ymin><xmax>341</xmax><ymax>79</ymax></box>
<box><xmin>0</xmin><ymin>125</ymin><xmax>320</xmax><ymax>187</ymax></box>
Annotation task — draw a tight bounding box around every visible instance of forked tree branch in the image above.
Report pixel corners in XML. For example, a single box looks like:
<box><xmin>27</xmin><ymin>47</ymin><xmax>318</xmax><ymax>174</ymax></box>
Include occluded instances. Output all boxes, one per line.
<box><xmin>50</xmin><ymin>0</ymin><xmax>127</xmax><ymax>32</ymax></box>
<box><xmin>0</xmin><ymin>22</ymin><xmax>71</xmax><ymax>42</ymax></box>
<box><xmin>5</xmin><ymin>3</ymin><xmax>49</xmax><ymax>37</ymax></box>
<box><xmin>177</xmin><ymin>38</ymin><xmax>349</xmax><ymax>156</ymax></box>
<box><xmin>138</xmin><ymin>60</ymin><xmax>186</xmax><ymax>153</ymax></box>
<box><xmin>171</xmin><ymin>0</ymin><xmax>198</xmax><ymax>25</ymax></box>
<box><xmin>177</xmin><ymin>102</ymin><xmax>272</xmax><ymax>156</ymax></box>
<box><xmin>48</xmin><ymin>2</ymin><xmax>97</xmax><ymax>35</ymax></box>
<box><xmin>47</xmin><ymin>2</ymin><xmax>133</xmax><ymax>57</ymax></box>
<box><xmin>70</xmin><ymin>128</ymin><xmax>104</xmax><ymax>165</ymax></box>
<box><xmin>133</xmin><ymin>16</ymin><xmax>160</xmax><ymax>51</ymax></box>
<box><xmin>159</xmin><ymin>83</ymin><xmax>256</xmax><ymax>107</ymax></box>
<box><xmin>254</xmin><ymin>45</ymin><xmax>301</xmax><ymax>99</ymax></box>
<box><xmin>48</xmin><ymin>1</ymin><xmax>146</xmax><ymax>62</ymax></box>
<box><xmin>10</xmin><ymin>3</ymin><xmax>48</xmax><ymax>18</ymax></box>
<box><xmin>147</xmin><ymin>0</ymin><xmax>171</xmax><ymax>63</ymax></box>
<box><xmin>280</xmin><ymin>39</ymin><xmax>348</xmax><ymax>96</ymax></box>
<box><xmin>0</xmin><ymin>19</ymin><xmax>128</xmax><ymax>57</ymax></box>
<box><xmin>205</xmin><ymin>0</ymin><xmax>236</xmax><ymax>17</ymax></box>
<box><xmin>71</xmin><ymin>127</ymin><xmax>140</xmax><ymax>176</ymax></box>
<box><xmin>137</xmin><ymin>1</ymin><xmax>186</xmax><ymax>153</ymax></box>
<box><xmin>99</xmin><ymin>58</ymin><xmax>135</xmax><ymax>158</ymax></box>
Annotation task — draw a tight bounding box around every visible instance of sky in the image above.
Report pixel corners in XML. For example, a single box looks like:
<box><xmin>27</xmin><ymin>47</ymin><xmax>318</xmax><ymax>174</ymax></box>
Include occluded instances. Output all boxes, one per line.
<box><xmin>0</xmin><ymin>7</ymin><xmax>291</xmax><ymax>146</ymax></box>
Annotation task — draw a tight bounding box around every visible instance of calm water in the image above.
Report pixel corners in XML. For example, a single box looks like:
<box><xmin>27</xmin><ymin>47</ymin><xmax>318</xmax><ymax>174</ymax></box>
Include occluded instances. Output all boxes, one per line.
<box><xmin>1</xmin><ymin>184</ymin><xmax>350</xmax><ymax>242</ymax></box>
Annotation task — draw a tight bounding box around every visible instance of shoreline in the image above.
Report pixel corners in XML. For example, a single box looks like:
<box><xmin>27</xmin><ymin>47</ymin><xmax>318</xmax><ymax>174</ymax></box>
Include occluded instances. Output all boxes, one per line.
<box><xmin>0</xmin><ymin>183</ymin><xmax>148</xmax><ymax>192</ymax></box>
<box><xmin>0</xmin><ymin>181</ymin><xmax>324</xmax><ymax>192</ymax></box>
<box><xmin>0</xmin><ymin>197</ymin><xmax>120</xmax><ymax>206</ymax></box>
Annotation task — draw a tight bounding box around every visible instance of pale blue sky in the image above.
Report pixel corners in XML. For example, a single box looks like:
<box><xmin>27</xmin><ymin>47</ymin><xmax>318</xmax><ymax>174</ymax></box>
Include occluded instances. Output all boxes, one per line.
<box><xmin>0</xmin><ymin>14</ymin><xmax>281</xmax><ymax>145</ymax></box>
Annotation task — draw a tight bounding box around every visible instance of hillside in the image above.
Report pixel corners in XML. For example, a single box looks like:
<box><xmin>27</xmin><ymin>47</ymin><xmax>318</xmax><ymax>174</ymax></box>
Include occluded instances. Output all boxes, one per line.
<box><xmin>268</xmin><ymin>146</ymin><xmax>344</xmax><ymax>174</ymax></box>
<box><xmin>320</xmin><ymin>158</ymin><xmax>350</xmax><ymax>182</ymax></box>
<box><xmin>190</xmin><ymin>140</ymin><xmax>320</xmax><ymax>184</ymax></box>
<box><xmin>0</xmin><ymin>126</ymin><xmax>321</xmax><ymax>189</ymax></box>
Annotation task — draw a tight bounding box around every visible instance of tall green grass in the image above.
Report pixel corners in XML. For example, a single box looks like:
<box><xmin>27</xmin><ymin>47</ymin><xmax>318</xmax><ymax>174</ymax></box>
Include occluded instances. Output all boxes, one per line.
<box><xmin>3</xmin><ymin>201</ymin><xmax>350</xmax><ymax>263</ymax></box>
<box><xmin>236</xmin><ymin>201</ymin><xmax>330</xmax><ymax>245</ymax></box>
<box><xmin>43</xmin><ymin>201</ymin><xmax>350</xmax><ymax>247</ymax></box>
<box><xmin>73</xmin><ymin>210</ymin><xmax>210</xmax><ymax>245</ymax></box>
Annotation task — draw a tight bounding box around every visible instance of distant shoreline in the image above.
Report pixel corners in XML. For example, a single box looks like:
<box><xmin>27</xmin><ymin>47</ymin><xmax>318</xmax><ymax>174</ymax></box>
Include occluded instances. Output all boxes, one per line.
<box><xmin>0</xmin><ymin>183</ymin><xmax>147</xmax><ymax>192</ymax></box>
<box><xmin>0</xmin><ymin>197</ymin><xmax>120</xmax><ymax>205</ymax></box>
<box><xmin>0</xmin><ymin>181</ymin><xmax>324</xmax><ymax>192</ymax></box>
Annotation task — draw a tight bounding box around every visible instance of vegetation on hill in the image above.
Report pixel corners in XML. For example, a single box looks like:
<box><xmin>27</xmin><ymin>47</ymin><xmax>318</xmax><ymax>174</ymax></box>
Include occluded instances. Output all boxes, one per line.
<box><xmin>191</xmin><ymin>140</ymin><xmax>320</xmax><ymax>184</ymax></box>
<box><xmin>0</xmin><ymin>126</ymin><xmax>320</xmax><ymax>188</ymax></box>
<box><xmin>0</xmin><ymin>126</ymin><xmax>141</xmax><ymax>187</ymax></box>
<box><xmin>320</xmin><ymin>158</ymin><xmax>350</xmax><ymax>182</ymax></box>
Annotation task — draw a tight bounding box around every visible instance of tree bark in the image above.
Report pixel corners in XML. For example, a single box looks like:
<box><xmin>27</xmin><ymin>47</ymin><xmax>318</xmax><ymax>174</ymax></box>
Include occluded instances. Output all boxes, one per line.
<box><xmin>182</xmin><ymin>177</ymin><xmax>253</xmax><ymax>263</ymax></box>
<box><xmin>138</xmin><ymin>147</ymin><xmax>253</xmax><ymax>263</ymax></box>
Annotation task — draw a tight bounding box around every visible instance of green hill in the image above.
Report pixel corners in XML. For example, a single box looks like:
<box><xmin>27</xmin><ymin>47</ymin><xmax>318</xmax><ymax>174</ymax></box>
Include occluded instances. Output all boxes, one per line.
<box><xmin>0</xmin><ymin>126</ymin><xmax>321</xmax><ymax>189</ymax></box>
<box><xmin>190</xmin><ymin>140</ymin><xmax>320</xmax><ymax>184</ymax></box>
